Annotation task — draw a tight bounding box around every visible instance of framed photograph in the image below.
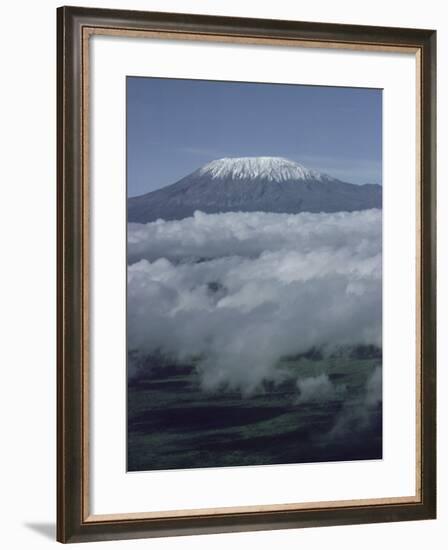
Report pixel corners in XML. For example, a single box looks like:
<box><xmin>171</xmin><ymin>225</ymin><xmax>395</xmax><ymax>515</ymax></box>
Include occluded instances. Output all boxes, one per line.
<box><xmin>57</xmin><ymin>5</ymin><xmax>436</xmax><ymax>543</ymax></box>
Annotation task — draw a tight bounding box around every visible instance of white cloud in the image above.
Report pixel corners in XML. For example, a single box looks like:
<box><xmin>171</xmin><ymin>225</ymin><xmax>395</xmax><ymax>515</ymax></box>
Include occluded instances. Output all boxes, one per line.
<box><xmin>324</xmin><ymin>364</ymin><xmax>382</xmax><ymax>440</ymax></box>
<box><xmin>365</xmin><ymin>366</ymin><xmax>382</xmax><ymax>407</ymax></box>
<box><xmin>128</xmin><ymin>209</ymin><xmax>382</xmax><ymax>264</ymax></box>
<box><xmin>128</xmin><ymin>210</ymin><xmax>382</xmax><ymax>393</ymax></box>
<box><xmin>296</xmin><ymin>374</ymin><xmax>346</xmax><ymax>404</ymax></box>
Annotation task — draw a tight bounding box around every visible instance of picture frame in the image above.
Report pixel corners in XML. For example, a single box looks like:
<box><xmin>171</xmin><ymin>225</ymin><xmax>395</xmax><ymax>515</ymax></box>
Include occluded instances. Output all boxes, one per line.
<box><xmin>57</xmin><ymin>5</ymin><xmax>436</xmax><ymax>543</ymax></box>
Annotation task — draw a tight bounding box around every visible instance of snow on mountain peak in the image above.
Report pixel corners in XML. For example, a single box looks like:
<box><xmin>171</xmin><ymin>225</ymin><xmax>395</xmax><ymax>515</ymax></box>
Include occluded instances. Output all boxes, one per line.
<box><xmin>197</xmin><ymin>157</ymin><xmax>334</xmax><ymax>183</ymax></box>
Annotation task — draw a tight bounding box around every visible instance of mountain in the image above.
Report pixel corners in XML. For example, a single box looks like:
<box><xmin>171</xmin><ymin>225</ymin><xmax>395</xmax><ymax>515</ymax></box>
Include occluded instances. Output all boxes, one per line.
<box><xmin>128</xmin><ymin>157</ymin><xmax>382</xmax><ymax>223</ymax></box>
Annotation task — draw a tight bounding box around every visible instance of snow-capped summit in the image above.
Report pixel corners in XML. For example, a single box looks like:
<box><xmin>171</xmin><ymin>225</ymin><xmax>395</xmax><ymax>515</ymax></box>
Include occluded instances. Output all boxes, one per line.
<box><xmin>197</xmin><ymin>157</ymin><xmax>335</xmax><ymax>183</ymax></box>
<box><xmin>128</xmin><ymin>156</ymin><xmax>382</xmax><ymax>223</ymax></box>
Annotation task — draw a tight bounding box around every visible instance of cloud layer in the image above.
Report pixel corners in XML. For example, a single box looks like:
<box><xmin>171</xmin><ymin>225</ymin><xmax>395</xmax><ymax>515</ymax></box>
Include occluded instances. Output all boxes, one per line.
<box><xmin>128</xmin><ymin>210</ymin><xmax>382</xmax><ymax>392</ymax></box>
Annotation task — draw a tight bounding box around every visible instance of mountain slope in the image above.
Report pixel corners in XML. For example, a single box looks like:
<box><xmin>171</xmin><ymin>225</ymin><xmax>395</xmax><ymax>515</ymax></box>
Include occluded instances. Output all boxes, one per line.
<box><xmin>128</xmin><ymin>157</ymin><xmax>382</xmax><ymax>223</ymax></box>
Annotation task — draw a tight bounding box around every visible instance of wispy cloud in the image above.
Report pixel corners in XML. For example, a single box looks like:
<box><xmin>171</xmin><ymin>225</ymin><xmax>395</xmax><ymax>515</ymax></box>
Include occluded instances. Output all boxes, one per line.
<box><xmin>178</xmin><ymin>146</ymin><xmax>229</xmax><ymax>158</ymax></box>
<box><xmin>296</xmin><ymin>154</ymin><xmax>382</xmax><ymax>185</ymax></box>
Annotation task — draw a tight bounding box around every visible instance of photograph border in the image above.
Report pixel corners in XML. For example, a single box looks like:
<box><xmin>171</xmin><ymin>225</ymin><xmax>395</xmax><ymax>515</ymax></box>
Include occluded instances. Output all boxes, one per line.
<box><xmin>57</xmin><ymin>5</ymin><xmax>436</xmax><ymax>543</ymax></box>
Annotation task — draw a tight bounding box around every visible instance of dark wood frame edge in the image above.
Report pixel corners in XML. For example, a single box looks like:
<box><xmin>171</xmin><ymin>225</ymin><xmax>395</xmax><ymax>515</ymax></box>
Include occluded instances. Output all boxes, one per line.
<box><xmin>56</xmin><ymin>5</ymin><xmax>437</xmax><ymax>544</ymax></box>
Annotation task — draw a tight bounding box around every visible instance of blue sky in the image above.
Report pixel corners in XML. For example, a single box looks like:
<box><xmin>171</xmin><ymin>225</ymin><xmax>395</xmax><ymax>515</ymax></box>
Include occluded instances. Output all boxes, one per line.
<box><xmin>127</xmin><ymin>77</ymin><xmax>382</xmax><ymax>197</ymax></box>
